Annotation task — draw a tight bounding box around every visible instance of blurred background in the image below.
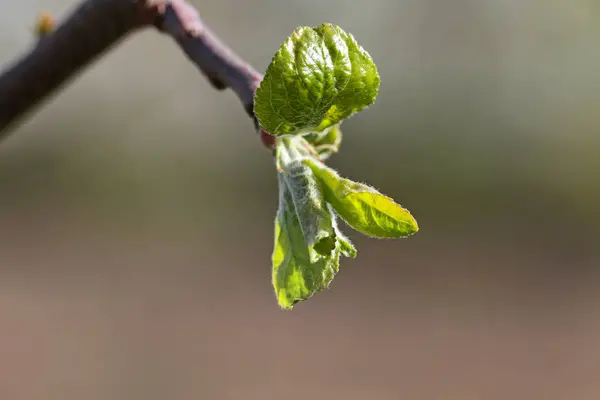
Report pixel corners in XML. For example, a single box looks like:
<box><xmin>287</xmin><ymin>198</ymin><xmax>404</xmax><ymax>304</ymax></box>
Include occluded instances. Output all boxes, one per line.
<box><xmin>1</xmin><ymin>0</ymin><xmax>600</xmax><ymax>399</ymax></box>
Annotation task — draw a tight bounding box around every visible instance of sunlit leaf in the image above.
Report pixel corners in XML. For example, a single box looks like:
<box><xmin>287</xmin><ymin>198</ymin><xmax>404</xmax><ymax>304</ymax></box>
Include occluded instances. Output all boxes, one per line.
<box><xmin>271</xmin><ymin>137</ymin><xmax>356</xmax><ymax>309</ymax></box>
<box><xmin>304</xmin><ymin>124</ymin><xmax>343</xmax><ymax>161</ymax></box>
<box><xmin>272</xmin><ymin>176</ymin><xmax>354</xmax><ymax>309</ymax></box>
<box><xmin>254</xmin><ymin>23</ymin><xmax>379</xmax><ymax>136</ymax></box>
<box><xmin>304</xmin><ymin>158</ymin><xmax>418</xmax><ymax>238</ymax></box>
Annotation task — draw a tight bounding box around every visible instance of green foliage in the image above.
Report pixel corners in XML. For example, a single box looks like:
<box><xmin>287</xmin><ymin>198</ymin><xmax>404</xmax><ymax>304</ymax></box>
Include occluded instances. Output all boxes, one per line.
<box><xmin>254</xmin><ymin>23</ymin><xmax>380</xmax><ymax>136</ymax></box>
<box><xmin>255</xmin><ymin>24</ymin><xmax>417</xmax><ymax>309</ymax></box>
<box><xmin>304</xmin><ymin>124</ymin><xmax>343</xmax><ymax>161</ymax></box>
<box><xmin>272</xmin><ymin>139</ymin><xmax>357</xmax><ymax>309</ymax></box>
<box><xmin>303</xmin><ymin>158</ymin><xmax>418</xmax><ymax>238</ymax></box>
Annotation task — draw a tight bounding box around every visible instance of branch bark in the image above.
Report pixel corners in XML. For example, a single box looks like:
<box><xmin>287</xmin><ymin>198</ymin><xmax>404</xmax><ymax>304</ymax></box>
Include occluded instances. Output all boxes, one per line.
<box><xmin>0</xmin><ymin>0</ymin><xmax>273</xmax><ymax>147</ymax></box>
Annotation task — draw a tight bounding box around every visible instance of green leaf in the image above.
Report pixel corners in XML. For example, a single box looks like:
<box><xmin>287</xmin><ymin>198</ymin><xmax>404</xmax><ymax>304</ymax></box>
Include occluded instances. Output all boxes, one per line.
<box><xmin>254</xmin><ymin>23</ymin><xmax>380</xmax><ymax>136</ymax></box>
<box><xmin>303</xmin><ymin>158</ymin><xmax>419</xmax><ymax>238</ymax></box>
<box><xmin>281</xmin><ymin>157</ymin><xmax>335</xmax><ymax>263</ymax></box>
<box><xmin>272</xmin><ymin>175</ymin><xmax>355</xmax><ymax>309</ymax></box>
<box><xmin>332</xmin><ymin>212</ymin><xmax>357</xmax><ymax>258</ymax></box>
<box><xmin>271</xmin><ymin>137</ymin><xmax>356</xmax><ymax>309</ymax></box>
<box><xmin>304</xmin><ymin>124</ymin><xmax>343</xmax><ymax>161</ymax></box>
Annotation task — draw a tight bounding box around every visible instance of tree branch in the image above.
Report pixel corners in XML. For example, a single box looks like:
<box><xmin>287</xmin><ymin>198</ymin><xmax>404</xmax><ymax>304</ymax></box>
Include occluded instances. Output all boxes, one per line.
<box><xmin>0</xmin><ymin>0</ymin><xmax>274</xmax><ymax>147</ymax></box>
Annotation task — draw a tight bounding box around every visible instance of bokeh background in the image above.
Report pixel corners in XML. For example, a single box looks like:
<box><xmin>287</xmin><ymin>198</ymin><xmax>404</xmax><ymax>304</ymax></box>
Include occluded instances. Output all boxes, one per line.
<box><xmin>2</xmin><ymin>0</ymin><xmax>600</xmax><ymax>399</ymax></box>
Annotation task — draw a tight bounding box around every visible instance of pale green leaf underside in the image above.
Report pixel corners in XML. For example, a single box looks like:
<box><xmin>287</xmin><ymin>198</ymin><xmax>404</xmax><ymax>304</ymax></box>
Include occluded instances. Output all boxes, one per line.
<box><xmin>304</xmin><ymin>158</ymin><xmax>419</xmax><ymax>238</ymax></box>
<box><xmin>272</xmin><ymin>137</ymin><xmax>356</xmax><ymax>309</ymax></box>
<box><xmin>255</xmin><ymin>23</ymin><xmax>380</xmax><ymax>136</ymax></box>
<box><xmin>272</xmin><ymin>175</ymin><xmax>356</xmax><ymax>309</ymax></box>
<box><xmin>282</xmin><ymin>159</ymin><xmax>335</xmax><ymax>263</ymax></box>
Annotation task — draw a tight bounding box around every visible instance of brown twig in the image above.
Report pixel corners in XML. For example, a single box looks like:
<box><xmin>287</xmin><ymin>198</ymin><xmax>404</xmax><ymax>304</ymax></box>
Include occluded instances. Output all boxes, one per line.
<box><xmin>0</xmin><ymin>0</ymin><xmax>274</xmax><ymax>147</ymax></box>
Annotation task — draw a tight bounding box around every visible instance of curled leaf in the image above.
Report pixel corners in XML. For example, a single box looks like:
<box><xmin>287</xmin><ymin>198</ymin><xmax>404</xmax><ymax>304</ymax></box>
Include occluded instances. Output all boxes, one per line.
<box><xmin>283</xmin><ymin>158</ymin><xmax>335</xmax><ymax>263</ymax></box>
<box><xmin>272</xmin><ymin>175</ymin><xmax>355</xmax><ymax>309</ymax></box>
<box><xmin>271</xmin><ymin>137</ymin><xmax>356</xmax><ymax>309</ymax></box>
<box><xmin>304</xmin><ymin>124</ymin><xmax>343</xmax><ymax>161</ymax></box>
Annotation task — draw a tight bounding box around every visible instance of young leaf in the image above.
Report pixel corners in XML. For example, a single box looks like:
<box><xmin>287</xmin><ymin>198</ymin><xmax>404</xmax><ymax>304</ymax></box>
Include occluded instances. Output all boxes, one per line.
<box><xmin>303</xmin><ymin>158</ymin><xmax>419</xmax><ymax>238</ymax></box>
<box><xmin>304</xmin><ymin>124</ymin><xmax>343</xmax><ymax>161</ymax></box>
<box><xmin>332</xmin><ymin>209</ymin><xmax>357</xmax><ymax>258</ymax></box>
<box><xmin>271</xmin><ymin>137</ymin><xmax>357</xmax><ymax>308</ymax></box>
<box><xmin>282</xmin><ymin>159</ymin><xmax>336</xmax><ymax>263</ymax></box>
<box><xmin>272</xmin><ymin>175</ymin><xmax>354</xmax><ymax>309</ymax></box>
<box><xmin>254</xmin><ymin>23</ymin><xmax>380</xmax><ymax>136</ymax></box>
